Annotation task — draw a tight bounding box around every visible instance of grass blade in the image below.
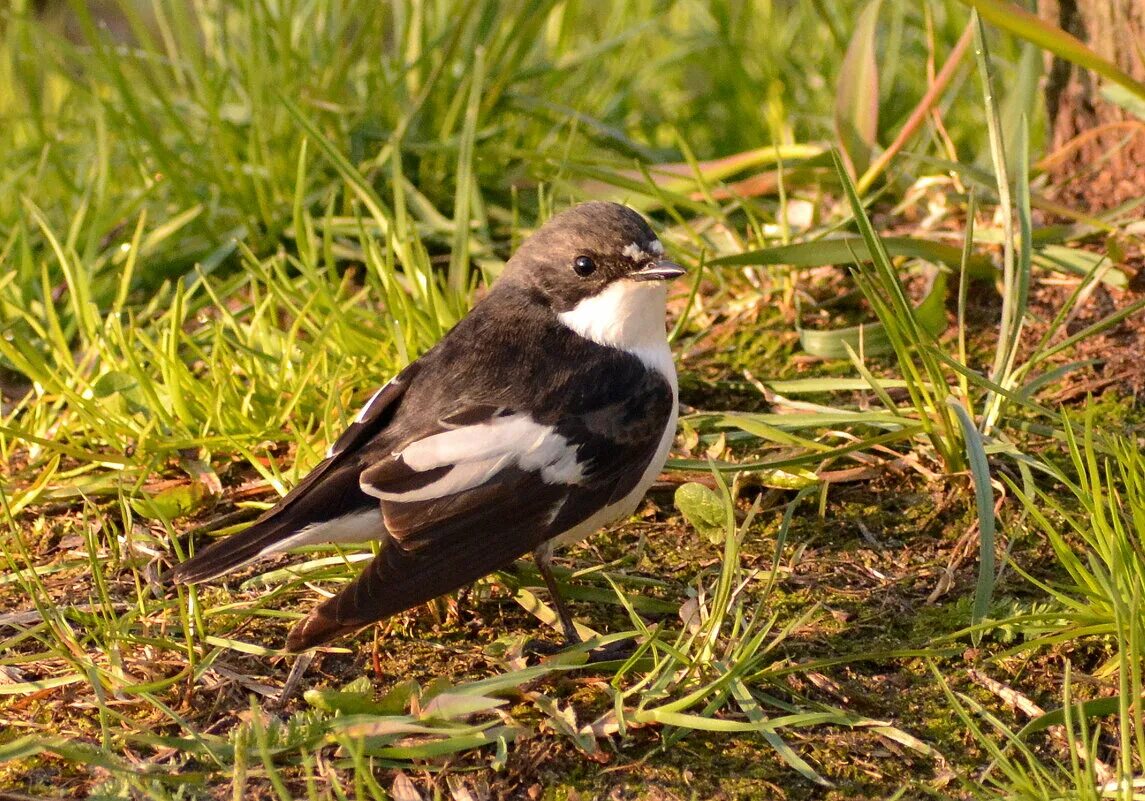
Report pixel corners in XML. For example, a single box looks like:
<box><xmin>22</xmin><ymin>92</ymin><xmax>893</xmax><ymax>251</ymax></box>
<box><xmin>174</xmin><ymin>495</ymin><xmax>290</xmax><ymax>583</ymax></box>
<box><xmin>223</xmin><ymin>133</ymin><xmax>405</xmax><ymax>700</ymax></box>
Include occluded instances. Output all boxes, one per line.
<box><xmin>958</xmin><ymin>0</ymin><xmax>1145</xmax><ymax>102</ymax></box>
<box><xmin>946</xmin><ymin>398</ymin><xmax>997</xmax><ymax>644</ymax></box>
<box><xmin>834</xmin><ymin>0</ymin><xmax>883</xmax><ymax>176</ymax></box>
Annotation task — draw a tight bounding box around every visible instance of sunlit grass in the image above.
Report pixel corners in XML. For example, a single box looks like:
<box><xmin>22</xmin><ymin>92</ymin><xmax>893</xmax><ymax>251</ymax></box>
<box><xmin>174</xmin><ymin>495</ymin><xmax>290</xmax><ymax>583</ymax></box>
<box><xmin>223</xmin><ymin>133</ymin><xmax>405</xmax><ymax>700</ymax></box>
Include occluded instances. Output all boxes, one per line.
<box><xmin>2</xmin><ymin>0</ymin><xmax>1145</xmax><ymax>797</ymax></box>
<box><xmin>935</xmin><ymin>414</ymin><xmax>1145</xmax><ymax>800</ymax></box>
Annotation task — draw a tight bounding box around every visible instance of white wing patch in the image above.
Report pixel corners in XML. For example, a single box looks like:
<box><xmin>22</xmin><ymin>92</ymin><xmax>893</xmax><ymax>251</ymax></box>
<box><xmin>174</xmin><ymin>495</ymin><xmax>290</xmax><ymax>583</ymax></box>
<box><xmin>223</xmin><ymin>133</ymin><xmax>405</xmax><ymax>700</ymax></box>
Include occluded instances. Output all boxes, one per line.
<box><xmin>255</xmin><ymin>509</ymin><xmax>385</xmax><ymax>559</ymax></box>
<box><xmin>365</xmin><ymin>414</ymin><xmax>586</xmax><ymax>502</ymax></box>
<box><xmin>355</xmin><ymin>380</ymin><xmax>392</xmax><ymax>423</ymax></box>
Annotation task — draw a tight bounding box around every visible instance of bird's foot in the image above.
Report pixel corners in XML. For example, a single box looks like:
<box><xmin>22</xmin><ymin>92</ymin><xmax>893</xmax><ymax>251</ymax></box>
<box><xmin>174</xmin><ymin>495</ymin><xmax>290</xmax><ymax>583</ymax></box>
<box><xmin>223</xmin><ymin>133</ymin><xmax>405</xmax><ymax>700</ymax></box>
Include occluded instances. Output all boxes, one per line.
<box><xmin>520</xmin><ymin>635</ymin><xmax>638</xmax><ymax>664</ymax></box>
<box><xmin>521</xmin><ymin>637</ymin><xmax>567</xmax><ymax>659</ymax></box>
<box><xmin>584</xmin><ymin>637</ymin><xmax>638</xmax><ymax>664</ymax></box>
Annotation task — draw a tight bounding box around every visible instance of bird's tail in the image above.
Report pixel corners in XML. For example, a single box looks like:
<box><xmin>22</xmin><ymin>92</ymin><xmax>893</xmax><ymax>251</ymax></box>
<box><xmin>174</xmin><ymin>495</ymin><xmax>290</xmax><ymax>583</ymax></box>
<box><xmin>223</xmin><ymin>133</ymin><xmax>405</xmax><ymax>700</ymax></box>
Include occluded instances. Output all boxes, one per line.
<box><xmin>284</xmin><ymin>523</ymin><xmax>531</xmax><ymax>651</ymax></box>
<box><xmin>166</xmin><ymin>515</ymin><xmax>298</xmax><ymax>585</ymax></box>
<box><xmin>167</xmin><ymin>460</ymin><xmax>382</xmax><ymax>585</ymax></box>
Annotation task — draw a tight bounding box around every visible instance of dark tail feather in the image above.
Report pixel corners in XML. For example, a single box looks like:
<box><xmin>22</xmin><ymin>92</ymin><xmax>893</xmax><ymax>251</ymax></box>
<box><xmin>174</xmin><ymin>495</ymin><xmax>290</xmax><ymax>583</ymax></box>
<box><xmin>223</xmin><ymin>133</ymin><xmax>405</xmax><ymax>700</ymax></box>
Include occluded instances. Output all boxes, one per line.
<box><xmin>167</xmin><ymin>517</ymin><xmax>294</xmax><ymax>585</ymax></box>
<box><xmin>285</xmin><ymin>526</ymin><xmax>532</xmax><ymax>651</ymax></box>
<box><xmin>168</xmin><ymin>461</ymin><xmax>377</xmax><ymax>585</ymax></box>
<box><xmin>286</xmin><ymin>553</ymin><xmax>394</xmax><ymax>651</ymax></box>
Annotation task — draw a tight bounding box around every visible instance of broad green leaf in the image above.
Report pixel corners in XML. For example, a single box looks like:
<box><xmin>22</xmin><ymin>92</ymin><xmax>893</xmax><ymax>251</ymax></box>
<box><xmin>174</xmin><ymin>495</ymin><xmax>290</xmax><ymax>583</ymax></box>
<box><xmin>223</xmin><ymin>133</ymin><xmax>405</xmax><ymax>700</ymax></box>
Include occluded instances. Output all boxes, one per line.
<box><xmin>761</xmin><ymin>377</ymin><xmax>913</xmax><ymax>393</ymax></box>
<box><xmin>1102</xmin><ymin>83</ymin><xmax>1145</xmax><ymax>119</ymax></box>
<box><xmin>674</xmin><ymin>482</ymin><xmax>727</xmax><ymax>544</ymax></box>
<box><xmin>668</xmin><ymin>423</ymin><xmax>924</xmax><ymax>473</ymax></box>
<box><xmin>752</xmin><ymin>467</ymin><xmax>821</xmax><ymax>490</ymax></box>
<box><xmin>91</xmin><ymin>370</ymin><xmax>138</xmax><ymax>398</ymax></box>
<box><xmin>0</xmin><ymin>734</ymin><xmax>132</xmax><ymax>771</ymax></box>
<box><xmin>0</xmin><ymin>673</ymin><xmax>85</xmax><ymax>696</ymax></box>
<box><xmin>420</xmin><ymin>692</ymin><xmax>507</xmax><ymax>721</ymax></box>
<box><xmin>691</xmin><ymin>410</ymin><xmax>908</xmax><ymax>432</ymax></box>
<box><xmin>335</xmin><ymin>718</ymin><xmax>442</xmax><ymax>739</ymax></box>
<box><xmin>304</xmin><ymin>679</ymin><xmax>416</xmax><ymax>716</ymax></box>
<box><xmin>357</xmin><ymin>725</ymin><xmax>523</xmax><ymax>759</ymax></box>
<box><xmin>636</xmin><ymin>708</ymin><xmax>846</xmax><ymax>732</ymax></box>
<box><xmin>202</xmin><ymin>636</ymin><xmax>280</xmax><ymax>656</ymax></box>
<box><xmin>0</xmin><ymin>735</ymin><xmax>47</xmax><ymax>762</ymax></box>
<box><xmin>440</xmin><ymin>665</ymin><xmax>559</xmax><ymax>697</ymax></box>
<box><xmin>304</xmin><ymin>688</ymin><xmax>377</xmax><ymax>715</ymax></box>
<box><xmin>1033</xmin><ymin>244</ymin><xmax>1127</xmax><ymax>288</ymax></box>
<box><xmin>1015</xmin><ymin>695</ymin><xmax>1123</xmax><ymax>739</ymax></box>
<box><xmin>947</xmin><ymin>398</ymin><xmax>996</xmax><ymax>644</ymax></box>
<box><xmin>998</xmin><ymin>42</ymin><xmax>1043</xmax><ymax>164</ymax></box>
<box><xmin>798</xmin><ymin>272</ymin><xmax>948</xmax><ymax>359</ymax></box>
<box><xmin>377</xmin><ymin>679</ymin><xmax>422</xmax><ymax>715</ymax></box>
<box><xmin>834</xmin><ymin>0</ymin><xmax>882</xmax><ymax>175</ymax></box>
<box><xmin>7</xmin><ymin>453</ymin><xmax>60</xmax><ymax>517</ymax></box>
<box><xmin>580</xmin><ymin>144</ymin><xmax>829</xmax><ymax>201</ymax></box>
<box><xmin>130</xmin><ymin>482</ymin><xmax>204</xmax><ymax>520</ymax></box>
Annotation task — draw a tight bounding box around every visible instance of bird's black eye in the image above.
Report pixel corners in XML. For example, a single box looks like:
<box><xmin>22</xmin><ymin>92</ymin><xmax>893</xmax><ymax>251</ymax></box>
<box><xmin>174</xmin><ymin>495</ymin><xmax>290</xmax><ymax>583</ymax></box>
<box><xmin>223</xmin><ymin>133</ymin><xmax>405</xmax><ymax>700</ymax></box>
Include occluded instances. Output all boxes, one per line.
<box><xmin>573</xmin><ymin>255</ymin><xmax>596</xmax><ymax>277</ymax></box>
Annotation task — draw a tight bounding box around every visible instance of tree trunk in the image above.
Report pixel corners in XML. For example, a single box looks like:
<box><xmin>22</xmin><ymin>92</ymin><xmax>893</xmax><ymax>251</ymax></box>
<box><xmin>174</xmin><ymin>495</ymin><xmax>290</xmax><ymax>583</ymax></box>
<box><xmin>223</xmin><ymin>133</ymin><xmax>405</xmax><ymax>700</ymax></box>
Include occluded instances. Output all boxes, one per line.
<box><xmin>1037</xmin><ymin>0</ymin><xmax>1145</xmax><ymax>212</ymax></box>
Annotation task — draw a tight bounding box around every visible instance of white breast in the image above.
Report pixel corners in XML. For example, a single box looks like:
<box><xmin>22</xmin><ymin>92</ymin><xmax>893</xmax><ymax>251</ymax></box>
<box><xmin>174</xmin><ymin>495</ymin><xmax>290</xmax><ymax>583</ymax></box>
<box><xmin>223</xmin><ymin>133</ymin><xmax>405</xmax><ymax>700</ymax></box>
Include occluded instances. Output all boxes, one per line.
<box><xmin>552</xmin><ymin>277</ymin><xmax>678</xmax><ymax>547</ymax></box>
<box><xmin>556</xmin><ymin>280</ymin><xmax>675</xmax><ymax>383</ymax></box>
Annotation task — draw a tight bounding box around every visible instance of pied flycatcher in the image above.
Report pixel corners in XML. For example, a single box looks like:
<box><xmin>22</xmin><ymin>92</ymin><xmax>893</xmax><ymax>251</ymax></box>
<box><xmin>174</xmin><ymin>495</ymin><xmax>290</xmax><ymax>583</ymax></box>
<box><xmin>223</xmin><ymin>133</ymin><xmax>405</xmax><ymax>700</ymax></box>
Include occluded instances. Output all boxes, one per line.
<box><xmin>169</xmin><ymin>201</ymin><xmax>684</xmax><ymax>651</ymax></box>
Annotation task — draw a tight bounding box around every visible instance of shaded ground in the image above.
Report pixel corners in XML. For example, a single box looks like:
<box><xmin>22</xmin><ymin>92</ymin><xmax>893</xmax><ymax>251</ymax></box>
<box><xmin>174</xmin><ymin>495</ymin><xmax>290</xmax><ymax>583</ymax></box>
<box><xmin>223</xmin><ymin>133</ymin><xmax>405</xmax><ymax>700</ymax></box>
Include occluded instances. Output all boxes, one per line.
<box><xmin>2</xmin><ymin>418</ymin><xmax>1123</xmax><ymax>799</ymax></box>
<box><xmin>1027</xmin><ymin>275</ymin><xmax>1145</xmax><ymax>400</ymax></box>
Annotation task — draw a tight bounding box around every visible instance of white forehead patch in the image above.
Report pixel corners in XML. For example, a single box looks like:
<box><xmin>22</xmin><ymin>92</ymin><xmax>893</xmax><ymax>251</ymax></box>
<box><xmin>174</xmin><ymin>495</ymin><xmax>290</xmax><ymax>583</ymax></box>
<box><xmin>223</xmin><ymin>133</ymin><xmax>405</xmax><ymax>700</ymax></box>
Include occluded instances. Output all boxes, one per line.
<box><xmin>622</xmin><ymin>239</ymin><xmax>664</xmax><ymax>261</ymax></box>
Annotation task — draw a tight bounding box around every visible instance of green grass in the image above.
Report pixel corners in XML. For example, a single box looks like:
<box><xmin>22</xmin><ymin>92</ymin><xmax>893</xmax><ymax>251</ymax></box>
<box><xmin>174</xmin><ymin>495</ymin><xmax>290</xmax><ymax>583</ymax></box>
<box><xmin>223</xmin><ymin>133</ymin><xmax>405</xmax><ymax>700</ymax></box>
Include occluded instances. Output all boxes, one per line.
<box><xmin>3</xmin><ymin>0</ymin><xmax>1145</xmax><ymax>798</ymax></box>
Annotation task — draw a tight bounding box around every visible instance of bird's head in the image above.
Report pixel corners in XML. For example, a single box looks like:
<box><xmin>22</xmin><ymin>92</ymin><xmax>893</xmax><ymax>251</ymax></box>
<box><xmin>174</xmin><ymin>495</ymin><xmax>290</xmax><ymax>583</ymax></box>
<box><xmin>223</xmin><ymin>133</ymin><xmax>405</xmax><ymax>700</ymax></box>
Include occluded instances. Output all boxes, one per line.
<box><xmin>498</xmin><ymin>201</ymin><xmax>684</xmax><ymax>313</ymax></box>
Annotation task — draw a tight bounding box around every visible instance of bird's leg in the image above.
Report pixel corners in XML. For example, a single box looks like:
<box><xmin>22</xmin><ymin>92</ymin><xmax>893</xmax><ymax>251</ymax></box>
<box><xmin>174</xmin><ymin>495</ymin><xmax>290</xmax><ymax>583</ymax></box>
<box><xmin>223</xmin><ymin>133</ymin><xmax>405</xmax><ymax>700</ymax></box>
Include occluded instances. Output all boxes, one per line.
<box><xmin>533</xmin><ymin>543</ymin><xmax>580</xmax><ymax>644</ymax></box>
<box><xmin>527</xmin><ymin>545</ymin><xmax>637</xmax><ymax>665</ymax></box>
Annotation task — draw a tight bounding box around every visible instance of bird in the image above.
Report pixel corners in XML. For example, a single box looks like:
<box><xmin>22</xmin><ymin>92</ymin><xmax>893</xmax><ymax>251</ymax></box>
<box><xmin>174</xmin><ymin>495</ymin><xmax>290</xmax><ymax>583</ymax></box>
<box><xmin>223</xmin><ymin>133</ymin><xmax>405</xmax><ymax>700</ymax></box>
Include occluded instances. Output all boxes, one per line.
<box><xmin>169</xmin><ymin>201</ymin><xmax>684</xmax><ymax>652</ymax></box>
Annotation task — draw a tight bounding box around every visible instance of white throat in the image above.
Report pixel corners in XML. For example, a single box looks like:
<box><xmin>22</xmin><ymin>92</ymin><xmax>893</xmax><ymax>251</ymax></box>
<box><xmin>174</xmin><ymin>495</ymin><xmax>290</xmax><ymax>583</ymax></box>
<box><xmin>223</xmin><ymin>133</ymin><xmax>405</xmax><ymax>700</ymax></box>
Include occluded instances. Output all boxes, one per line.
<box><xmin>557</xmin><ymin>280</ymin><xmax>675</xmax><ymax>383</ymax></box>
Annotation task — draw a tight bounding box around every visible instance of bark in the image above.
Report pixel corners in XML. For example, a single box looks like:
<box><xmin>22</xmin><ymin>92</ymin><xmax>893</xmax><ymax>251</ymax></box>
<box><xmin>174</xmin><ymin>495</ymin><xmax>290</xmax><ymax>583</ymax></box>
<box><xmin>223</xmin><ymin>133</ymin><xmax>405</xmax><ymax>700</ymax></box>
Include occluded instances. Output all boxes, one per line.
<box><xmin>1037</xmin><ymin>0</ymin><xmax>1145</xmax><ymax>212</ymax></box>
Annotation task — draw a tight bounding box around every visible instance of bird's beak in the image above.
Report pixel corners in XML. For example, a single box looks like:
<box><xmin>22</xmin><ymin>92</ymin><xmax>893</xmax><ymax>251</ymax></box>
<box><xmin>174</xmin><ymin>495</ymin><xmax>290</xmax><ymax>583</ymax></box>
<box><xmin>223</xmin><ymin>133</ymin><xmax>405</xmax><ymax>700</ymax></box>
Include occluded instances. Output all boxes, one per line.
<box><xmin>631</xmin><ymin>259</ymin><xmax>686</xmax><ymax>282</ymax></box>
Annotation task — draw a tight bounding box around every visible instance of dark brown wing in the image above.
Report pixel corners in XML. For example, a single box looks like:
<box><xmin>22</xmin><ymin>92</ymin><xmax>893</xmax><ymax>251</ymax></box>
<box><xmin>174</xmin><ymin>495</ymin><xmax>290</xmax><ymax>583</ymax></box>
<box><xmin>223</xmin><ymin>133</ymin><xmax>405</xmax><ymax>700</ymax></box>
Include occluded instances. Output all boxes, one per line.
<box><xmin>285</xmin><ymin>465</ymin><xmax>567</xmax><ymax>650</ymax></box>
<box><xmin>285</xmin><ymin>366</ymin><xmax>674</xmax><ymax>651</ymax></box>
<box><xmin>167</xmin><ymin>365</ymin><xmax>419</xmax><ymax>584</ymax></box>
